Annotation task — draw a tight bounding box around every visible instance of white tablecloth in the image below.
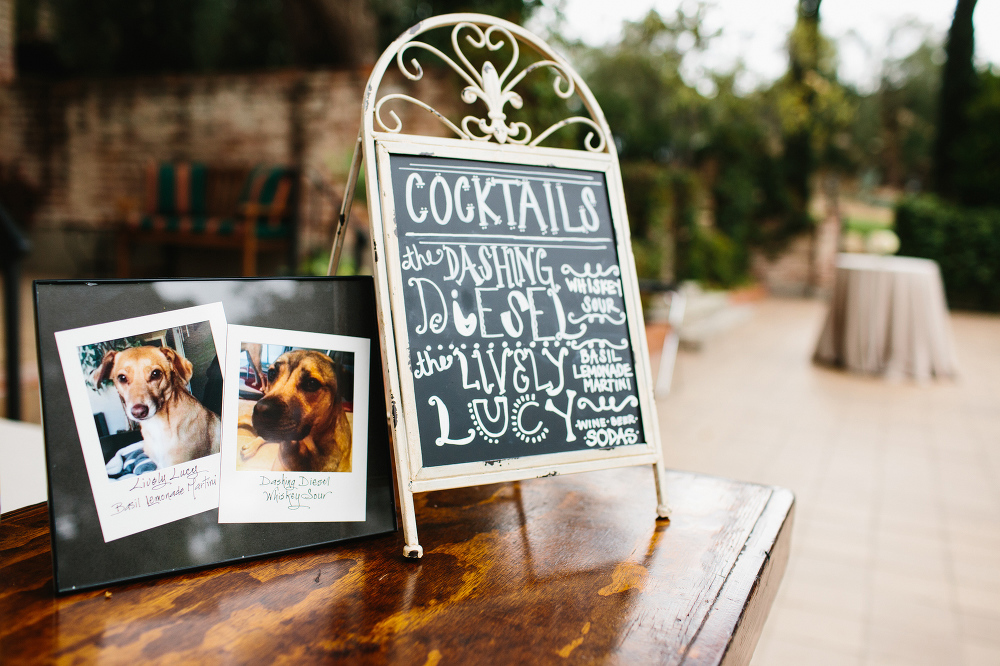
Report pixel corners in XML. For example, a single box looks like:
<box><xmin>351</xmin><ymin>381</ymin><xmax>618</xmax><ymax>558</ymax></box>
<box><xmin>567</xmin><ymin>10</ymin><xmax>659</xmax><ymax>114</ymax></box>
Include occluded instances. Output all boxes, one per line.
<box><xmin>814</xmin><ymin>254</ymin><xmax>959</xmax><ymax>379</ymax></box>
<box><xmin>0</xmin><ymin>418</ymin><xmax>48</xmax><ymax>513</ymax></box>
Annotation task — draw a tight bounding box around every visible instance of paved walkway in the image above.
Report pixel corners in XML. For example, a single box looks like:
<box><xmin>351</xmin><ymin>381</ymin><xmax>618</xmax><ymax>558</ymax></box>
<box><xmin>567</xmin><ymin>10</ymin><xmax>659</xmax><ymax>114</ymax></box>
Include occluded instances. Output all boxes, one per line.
<box><xmin>656</xmin><ymin>297</ymin><xmax>1000</xmax><ymax>666</ymax></box>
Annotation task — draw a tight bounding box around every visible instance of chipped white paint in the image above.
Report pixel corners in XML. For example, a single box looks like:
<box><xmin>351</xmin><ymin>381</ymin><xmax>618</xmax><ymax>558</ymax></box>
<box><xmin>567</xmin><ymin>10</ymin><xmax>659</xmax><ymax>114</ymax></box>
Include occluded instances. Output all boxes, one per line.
<box><xmin>349</xmin><ymin>13</ymin><xmax>669</xmax><ymax>558</ymax></box>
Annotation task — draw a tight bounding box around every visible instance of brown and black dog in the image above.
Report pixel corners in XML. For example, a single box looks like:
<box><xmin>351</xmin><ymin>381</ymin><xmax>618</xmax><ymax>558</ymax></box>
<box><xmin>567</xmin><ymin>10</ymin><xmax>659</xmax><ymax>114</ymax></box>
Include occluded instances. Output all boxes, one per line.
<box><xmin>95</xmin><ymin>345</ymin><xmax>221</xmax><ymax>469</ymax></box>
<box><xmin>242</xmin><ymin>349</ymin><xmax>352</xmax><ymax>473</ymax></box>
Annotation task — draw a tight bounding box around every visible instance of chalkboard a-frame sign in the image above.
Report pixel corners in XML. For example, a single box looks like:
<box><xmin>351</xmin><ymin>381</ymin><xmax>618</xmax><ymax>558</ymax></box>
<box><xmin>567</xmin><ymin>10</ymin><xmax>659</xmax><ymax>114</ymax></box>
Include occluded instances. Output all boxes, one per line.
<box><xmin>346</xmin><ymin>13</ymin><xmax>670</xmax><ymax>557</ymax></box>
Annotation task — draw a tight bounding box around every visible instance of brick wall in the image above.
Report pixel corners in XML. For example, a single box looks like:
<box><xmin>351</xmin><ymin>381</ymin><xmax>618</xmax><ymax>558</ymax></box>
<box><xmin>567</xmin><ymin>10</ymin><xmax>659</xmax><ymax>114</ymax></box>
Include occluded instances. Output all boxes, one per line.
<box><xmin>0</xmin><ymin>67</ymin><xmax>458</xmax><ymax>273</ymax></box>
<box><xmin>0</xmin><ymin>0</ymin><xmax>12</xmax><ymax>84</ymax></box>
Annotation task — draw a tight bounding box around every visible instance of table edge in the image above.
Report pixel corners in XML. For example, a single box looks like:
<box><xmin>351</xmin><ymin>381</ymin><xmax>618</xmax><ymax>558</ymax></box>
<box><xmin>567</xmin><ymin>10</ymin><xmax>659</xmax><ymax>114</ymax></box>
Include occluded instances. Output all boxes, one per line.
<box><xmin>686</xmin><ymin>486</ymin><xmax>795</xmax><ymax>666</ymax></box>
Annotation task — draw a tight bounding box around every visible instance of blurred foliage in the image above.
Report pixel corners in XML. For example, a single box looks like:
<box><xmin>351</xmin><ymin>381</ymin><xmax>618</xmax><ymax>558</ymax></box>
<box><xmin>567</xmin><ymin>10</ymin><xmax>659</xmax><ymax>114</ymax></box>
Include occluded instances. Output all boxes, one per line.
<box><xmin>580</xmin><ymin>0</ymin><xmax>998</xmax><ymax>290</ymax></box>
<box><xmin>683</xmin><ymin>226</ymin><xmax>742</xmax><ymax>288</ymax></box>
<box><xmin>891</xmin><ymin>0</ymin><xmax>1000</xmax><ymax>312</ymax></box>
<box><xmin>932</xmin><ymin>0</ymin><xmax>978</xmax><ymax>200</ymax></box>
<box><xmin>861</xmin><ymin>31</ymin><xmax>942</xmax><ymax>189</ymax></box>
<box><xmin>699</xmin><ymin>76</ymin><xmax>798</xmax><ymax>270</ymax></box>
<box><xmin>14</xmin><ymin>0</ymin><xmax>542</xmax><ymax>76</ymax></box>
<box><xmin>581</xmin><ymin>9</ymin><xmax>710</xmax><ymax>163</ymax></box>
<box><xmin>769</xmin><ymin>0</ymin><xmax>853</xmax><ymax>240</ymax></box>
<box><xmin>620</xmin><ymin>162</ymin><xmax>678</xmax><ymax>282</ymax></box>
<box><xmin>18</xmin><ymin>0</ymin><xmax>293</xmax><ymax>75</ymax></box>
<box><xmin>371</xmin><ymin>0</ymin><xmax>541</xmax><ymax>48</ymax></box>
<box><xmin>773</xmin><ymin>0</ymin><xmax>853</xmax><ymax>160</ymax></box>
<box><xmin>79</xmin><ymin>336</ymin><xmax>145</xmax><ymax>388</ymax></box>
<box><xmin>896</xmin><ymin>195</ymin><xmax>1000</xmax><ymax>311</ymax></box>
<box><xmin>581</xmin><ymin>3</ymin><xmax>844</xmax><ymax>287</ymax></box>
<box><xmin>949</xmin><ymin>67</ymin><xmax>1000</xmax><ymax>207</ymax></box>
<box><xmin>506</xmin><ymin>60</ymin><xmax>589</xmax><ymax>151</ymax></box>
<box><xmin>843</xmin><ymin>217</ymin><xmax>891</xmax><ymax>234</ymax></box>
<box><xmin>581</xmin><ymin>8</ymin><xmax>739</xmax><ymax>285</ymax></box>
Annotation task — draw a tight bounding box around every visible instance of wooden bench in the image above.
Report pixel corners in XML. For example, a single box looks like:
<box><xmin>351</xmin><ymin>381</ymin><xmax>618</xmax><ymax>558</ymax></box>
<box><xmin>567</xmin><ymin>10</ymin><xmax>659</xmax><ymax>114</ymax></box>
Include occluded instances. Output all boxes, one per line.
<box><xmin>115</xmin><ymin>162</ymin><xmax>299</xmax><ymax>277</ymax></box>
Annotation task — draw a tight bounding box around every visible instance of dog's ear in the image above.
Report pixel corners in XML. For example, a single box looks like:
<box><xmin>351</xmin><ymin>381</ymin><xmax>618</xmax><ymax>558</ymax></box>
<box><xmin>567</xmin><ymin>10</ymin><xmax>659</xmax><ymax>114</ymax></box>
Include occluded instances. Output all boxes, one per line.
<box><xmin>93</xmin><ymin>350</ymin><xmax>117</xmax><ymax>385</ymax></box>
<box><xmin>324</xmin><ymin>356</ymin><xmax>340</xmax><ymax>397</ymax></box>
<box><xmin>161</xmin><ymin>347</ymin><xmax>194</xmax><ymax>385</ymax></box>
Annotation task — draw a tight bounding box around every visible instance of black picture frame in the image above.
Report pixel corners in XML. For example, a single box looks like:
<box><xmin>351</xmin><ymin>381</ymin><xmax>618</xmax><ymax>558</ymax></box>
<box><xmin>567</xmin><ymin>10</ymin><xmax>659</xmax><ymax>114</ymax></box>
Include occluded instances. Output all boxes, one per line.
<box><xmin>34</xmin><ymin>277</ymin><xmax>396</xmax><ymax>594</ymax></box>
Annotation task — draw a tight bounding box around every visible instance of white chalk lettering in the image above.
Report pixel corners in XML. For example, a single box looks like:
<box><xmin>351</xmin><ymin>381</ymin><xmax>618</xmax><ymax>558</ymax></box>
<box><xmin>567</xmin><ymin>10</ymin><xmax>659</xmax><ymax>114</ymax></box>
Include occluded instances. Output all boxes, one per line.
<box><xmin>394</xmin><ymin>161</ymin><xmax>645</xmax><ymax>460</ymax></box>
<box><xmin>406</xmin><ymin>172</ymin><xmax>428</xmax><ymax>223</ymax></box>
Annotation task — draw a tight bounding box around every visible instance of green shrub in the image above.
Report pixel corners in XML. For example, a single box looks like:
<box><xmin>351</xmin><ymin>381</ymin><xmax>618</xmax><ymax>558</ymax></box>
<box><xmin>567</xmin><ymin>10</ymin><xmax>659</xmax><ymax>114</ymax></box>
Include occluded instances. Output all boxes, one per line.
<box><xmin>684</xmin><ymin>226</ymin><xmax>743</xmax><ymax>288</ymax></box>
<box><xmin>895</xmin><ymin>195</ymin><xmax>1000</xmax><ymax>310</ymax></box>
<box><xmin>630</xmin><ymin>238</ymin><xmax>663</xmax><ymax>282</ymax></box>
<box><xmin>620</xmin><ymin>162</ymin><xmax>683</xmax><ymax>282</ymax></box>
<box><xmin>619</xmin><ymin>162</ymin><xmax>747</xmax><ymax>288</ymax></box>
<box><xmin>843</xmin><ymin>216</ymin><xmax>891</xmax><ymax>235</ymax></box>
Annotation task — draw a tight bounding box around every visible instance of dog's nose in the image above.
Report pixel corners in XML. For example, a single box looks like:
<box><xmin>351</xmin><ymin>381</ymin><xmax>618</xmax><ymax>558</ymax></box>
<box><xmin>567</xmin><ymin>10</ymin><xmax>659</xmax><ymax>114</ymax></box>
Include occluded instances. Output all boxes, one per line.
<box><xmin>131</xmin><ymin>404</ymin><xmax>149</xmax><ymax>419</ymax></box>
<box><xmin>254</xmin><ymin>399</ymin><xmax>278</xmax><ymax>422</ymax></box>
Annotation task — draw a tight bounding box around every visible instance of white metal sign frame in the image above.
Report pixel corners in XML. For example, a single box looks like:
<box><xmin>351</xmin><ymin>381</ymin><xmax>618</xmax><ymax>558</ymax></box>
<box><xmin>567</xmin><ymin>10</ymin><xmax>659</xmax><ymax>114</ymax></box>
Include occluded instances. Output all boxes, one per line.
<box><xmin>337</xmin><ymin>13</ymin><xmax>670</xmax><ymax>558</ymax></box>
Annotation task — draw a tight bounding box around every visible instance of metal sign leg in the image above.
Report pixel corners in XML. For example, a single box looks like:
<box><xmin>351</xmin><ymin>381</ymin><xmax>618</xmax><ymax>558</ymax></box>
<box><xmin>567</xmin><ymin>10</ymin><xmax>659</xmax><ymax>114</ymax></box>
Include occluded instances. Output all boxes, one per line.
<box><xmin>400</xmin><ymin>486</ymin><xmax>424</xmax><ymax>559</ymax></box>
<box><xmin>653</xmin><ymin>460</ymin><xmax>672</xmax><ymax>519</ymax></box>
<box><xmin>327</xmin><ymin>131</ymin><xmax>364</xmax><ymax>276</ymax></box>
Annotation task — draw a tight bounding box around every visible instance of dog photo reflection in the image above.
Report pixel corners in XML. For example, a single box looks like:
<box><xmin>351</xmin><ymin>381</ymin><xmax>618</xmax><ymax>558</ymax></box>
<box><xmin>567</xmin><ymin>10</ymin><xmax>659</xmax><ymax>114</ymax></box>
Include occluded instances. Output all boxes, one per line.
<box><xmin>236</xmin><ymin>343</ymin><xmax>354</xmax><ymax>473</ymax></box>
<box><xmin>80</xmin><ymin>322</ymin><xmax>223</xmax><ymax>481</ymax></box>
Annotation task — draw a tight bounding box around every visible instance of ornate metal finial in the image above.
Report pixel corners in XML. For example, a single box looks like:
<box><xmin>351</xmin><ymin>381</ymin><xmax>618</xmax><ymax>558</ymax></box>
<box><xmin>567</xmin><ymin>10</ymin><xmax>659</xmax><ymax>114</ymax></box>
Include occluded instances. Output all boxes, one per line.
<box><xmin>373</xmin><ymin>21</ymin><xmax>607</xmax><ymax>153</ymax></box>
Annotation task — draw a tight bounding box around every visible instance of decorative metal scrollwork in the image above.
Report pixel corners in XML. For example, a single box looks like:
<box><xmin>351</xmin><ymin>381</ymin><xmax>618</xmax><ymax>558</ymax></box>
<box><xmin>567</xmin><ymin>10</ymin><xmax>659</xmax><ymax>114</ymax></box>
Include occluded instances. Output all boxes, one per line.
<box><xmin>373</xmin><ymin>22</ymin><xmax>607</xmax><ymax>153</ymax></box>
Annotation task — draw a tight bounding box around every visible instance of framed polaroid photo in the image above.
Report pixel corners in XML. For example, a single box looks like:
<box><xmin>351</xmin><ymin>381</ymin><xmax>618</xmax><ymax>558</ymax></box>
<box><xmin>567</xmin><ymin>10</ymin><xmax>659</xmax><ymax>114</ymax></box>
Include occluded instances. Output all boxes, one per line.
<box><xmin>219</xmin><ymin>326</ymin><xmax>370</xmax><ymax>523</ymax></box>
<box><xmin>35</xmin><ymin>277</ymin><xmax>396</xmax><ymax>594</ymax></box>
<box><xmin>54</xmin><ymin>304</ymin><xmax>227</xmax><ymax>542</ymax></box>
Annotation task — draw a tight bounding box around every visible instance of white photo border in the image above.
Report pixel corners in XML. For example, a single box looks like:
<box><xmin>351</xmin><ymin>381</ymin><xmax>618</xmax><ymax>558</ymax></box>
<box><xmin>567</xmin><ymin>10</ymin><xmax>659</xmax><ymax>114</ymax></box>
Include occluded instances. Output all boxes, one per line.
<box><xmin>54</xmin><ymin>303</ymin><xmax>228</xmax><ymax>542</ymax></box>
<box><xmin>218</xmin><ymin>324</ymin><xmax>371</xmax><ymax>523</ymax></box>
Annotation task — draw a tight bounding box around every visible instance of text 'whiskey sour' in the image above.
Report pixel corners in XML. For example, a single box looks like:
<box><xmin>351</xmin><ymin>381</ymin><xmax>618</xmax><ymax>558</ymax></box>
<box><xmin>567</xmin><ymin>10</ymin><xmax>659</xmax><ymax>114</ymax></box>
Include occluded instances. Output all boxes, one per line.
<box><xmin>388</xmin><ymin>154</ymin><xmax>645</xmax><ymax>467</ymax></box>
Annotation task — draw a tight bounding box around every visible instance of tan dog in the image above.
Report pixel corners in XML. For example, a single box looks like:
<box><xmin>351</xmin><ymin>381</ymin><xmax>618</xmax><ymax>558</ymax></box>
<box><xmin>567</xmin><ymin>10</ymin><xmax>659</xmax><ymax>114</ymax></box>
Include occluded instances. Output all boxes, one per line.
<box><xmin>94</xmin><ymin>345</ymin><xmax>221</xmax><ymax>469</ymax></box>
<box><xmin>241</xmin><ymin>349</ymin><xmax>352</xmax><ymax>473</ymax></box>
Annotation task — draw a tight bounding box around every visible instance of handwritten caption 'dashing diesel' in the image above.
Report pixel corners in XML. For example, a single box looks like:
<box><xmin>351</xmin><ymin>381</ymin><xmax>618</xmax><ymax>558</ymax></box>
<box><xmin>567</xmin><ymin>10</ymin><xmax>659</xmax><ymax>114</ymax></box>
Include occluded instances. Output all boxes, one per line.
<box><xmin>109</xmin><ymin>462</ymin><xmax>218</xmax><ymax>516</ymax></box>
<box><xmin>259</xmin><ymin>474</ymin><xmax>332</xmax><ymax>509</ymax></box>
<box><xmin>390</xmin><ymin>156</ymin><xmax>646</xmax><ymax>466</ymax></box>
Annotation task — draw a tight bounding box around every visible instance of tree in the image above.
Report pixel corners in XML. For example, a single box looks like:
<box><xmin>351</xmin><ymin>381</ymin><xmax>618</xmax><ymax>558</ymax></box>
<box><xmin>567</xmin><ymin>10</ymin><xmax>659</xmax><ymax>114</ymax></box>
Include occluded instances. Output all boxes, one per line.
<box><xmin>876</xmin><ymin>31</ymin><xmax>942</xmax><ymax>189</ymax></box>
<box><xmin>582</xmin><ymin>9</ymin><xmax>713</xmax><ymax>283</ymax></box>
<box><xmin>24</xmin><ymin>0</ymin><xmax>296</xmax><ymax>75</ymax></box>
<box><xmin>581</xmin><ymin>9</ymin><xmax>709</xmax><ymax>163</ymax></box>
<box><xmin>581</xmin><ymin>7</ymin><xmax>813</xmax><ymax>286</ymax></box>
<box><xmin>16</xmin><ymin>0</ymin><xmax>542</xmax><ymax>76</ymax></box>
<box><xmin>951</xmin><ymin>68</ymin><xmax>1000</xmax><ymax>206</ymax></box>
<box><xmin>371</xmin><ymin>0</ymin><xmax>541</xmax><ymax>50</ymax></box>
<box><xmin>932</xmin><ymin>0</ymin><xmax>978</xmax><ymax>200</ymax></box>
<box><xmin>700</xmin><ymin>76</ymin><xmax>794</xmax><ymax>269</ymax></box>
<box><xmin>776</xmin><ymin>0</ymin><xmax>825</xmax><ymax>233</ymax></box>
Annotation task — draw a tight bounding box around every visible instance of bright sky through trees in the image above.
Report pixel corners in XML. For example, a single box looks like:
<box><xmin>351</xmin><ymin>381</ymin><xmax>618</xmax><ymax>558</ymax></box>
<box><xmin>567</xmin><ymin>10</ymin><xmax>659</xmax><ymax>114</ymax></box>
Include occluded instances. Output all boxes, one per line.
<box><xmin>537</xmin><ymin>0</ymin><xmax>999</xmax><ymax>93</ymax></box>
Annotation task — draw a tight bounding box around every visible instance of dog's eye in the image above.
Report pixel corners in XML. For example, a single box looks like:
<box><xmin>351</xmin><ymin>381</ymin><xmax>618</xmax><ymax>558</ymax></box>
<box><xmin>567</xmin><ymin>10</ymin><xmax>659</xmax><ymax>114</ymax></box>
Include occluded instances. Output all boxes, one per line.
<box><xmin>150</xmin><ymin>369</ymin><xmax>163</xmax><ymax>380</ymax></box>
<box><xmin>267</xmin><ymin>367</ymin><xmax>278</xmax><ymax>382</ymax></box>
<box><xmin>116</xmin><ymin>374</ymin><xmax>127</xmax><ymax>384</ymax></box>
<box><xmin>301</xmin><ymin>376</ymin><xmax>321</xmax><ymax>392</ymax></box>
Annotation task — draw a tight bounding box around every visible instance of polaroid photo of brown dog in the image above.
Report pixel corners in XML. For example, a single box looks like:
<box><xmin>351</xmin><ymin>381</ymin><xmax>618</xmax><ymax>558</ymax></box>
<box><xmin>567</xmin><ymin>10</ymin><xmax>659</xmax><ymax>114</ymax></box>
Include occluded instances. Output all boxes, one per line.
<box><xmin>218</xmin><ymin>325</ymin><xmax>370</xmax><ymax>523</ymax></box>
<box><xmin>55</xmin><ymin>303</ymin><xmax>227</xmax><ymax>542</ymax></box>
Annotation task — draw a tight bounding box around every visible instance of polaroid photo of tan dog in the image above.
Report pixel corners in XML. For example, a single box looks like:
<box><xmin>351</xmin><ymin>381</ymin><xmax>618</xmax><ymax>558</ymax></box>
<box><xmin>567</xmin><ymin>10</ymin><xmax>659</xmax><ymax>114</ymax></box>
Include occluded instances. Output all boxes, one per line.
<box><xmin>93</xmin><ymin>345</ymin><xmax>221</xmax><ymax>471</ymax></box>
<box><xmin>55</xmin><ymin>303</ymin><xmax>227</xmax><ymax>542</ymax></box>
<box><xmin>239</xmin><ymin>348</ymin><xmax>353</xmax><ymax>473</ymax></box>
<box><xmin>219</xmin><ymin>325</ymin><xmax>370</xmax><ymax>524</ymax></box>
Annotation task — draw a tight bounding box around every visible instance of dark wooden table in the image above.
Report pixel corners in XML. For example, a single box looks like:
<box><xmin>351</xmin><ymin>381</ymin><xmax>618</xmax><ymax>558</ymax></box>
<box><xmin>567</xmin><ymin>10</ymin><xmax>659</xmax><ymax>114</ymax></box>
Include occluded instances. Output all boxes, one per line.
<box><xmin>1</xmin><ymin>468</ymin><xmax>793</xmax><ymax>665</ymax></box>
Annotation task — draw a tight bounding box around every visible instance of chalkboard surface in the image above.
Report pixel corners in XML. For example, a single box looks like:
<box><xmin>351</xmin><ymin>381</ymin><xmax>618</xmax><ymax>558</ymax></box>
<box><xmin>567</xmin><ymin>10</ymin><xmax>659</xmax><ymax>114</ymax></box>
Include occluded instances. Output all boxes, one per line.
<box><xmin>387</xmin><ymin>154</ymin><xmax>646</xmax><ymax>468</ymax></box>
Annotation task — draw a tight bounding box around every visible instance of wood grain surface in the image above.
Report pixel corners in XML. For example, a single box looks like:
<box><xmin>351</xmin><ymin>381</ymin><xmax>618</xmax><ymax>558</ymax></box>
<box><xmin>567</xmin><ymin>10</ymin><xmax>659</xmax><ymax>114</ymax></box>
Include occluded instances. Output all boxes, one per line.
<box><xmin>1</xmin><ymin>468</ymin><xmax>792</xmax><ymax>665</ymax></box>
